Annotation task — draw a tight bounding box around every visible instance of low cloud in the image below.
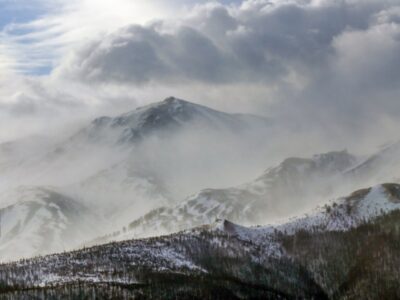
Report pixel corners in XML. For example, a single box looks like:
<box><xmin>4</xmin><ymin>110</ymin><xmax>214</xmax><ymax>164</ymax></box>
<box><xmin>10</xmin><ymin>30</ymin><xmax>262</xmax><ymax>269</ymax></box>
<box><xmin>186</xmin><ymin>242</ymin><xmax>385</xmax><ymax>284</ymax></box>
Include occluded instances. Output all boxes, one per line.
<box><xmin>1</xmin><ymin>0</ymin><xmax>400</xmax><ymax>152</ymax></box>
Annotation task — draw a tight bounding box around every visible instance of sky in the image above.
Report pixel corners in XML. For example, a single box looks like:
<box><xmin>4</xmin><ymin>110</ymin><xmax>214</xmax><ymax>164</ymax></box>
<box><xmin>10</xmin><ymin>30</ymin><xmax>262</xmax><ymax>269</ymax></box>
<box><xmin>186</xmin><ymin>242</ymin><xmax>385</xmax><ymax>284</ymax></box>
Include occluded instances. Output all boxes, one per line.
<box><xmin>1</xmin><ymin>0</ymin><xmax>400</xmax><ymax>152</ymax></box>
<box><xmin>0</xmin><ymin>0</ymin><xmax>240</xmax><ymax>74</ymax></box>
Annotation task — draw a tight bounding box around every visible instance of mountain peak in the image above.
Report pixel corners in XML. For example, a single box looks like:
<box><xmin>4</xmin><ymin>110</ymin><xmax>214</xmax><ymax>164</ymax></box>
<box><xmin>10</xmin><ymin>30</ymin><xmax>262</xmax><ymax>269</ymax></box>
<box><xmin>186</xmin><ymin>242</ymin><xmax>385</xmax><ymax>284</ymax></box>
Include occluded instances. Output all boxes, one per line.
<box><xmin>280</xmin><ymin>183</ymin><xmax>400</xmax><ymax>234</ymax></box>
<box><xmin>259</xmin><ymin>150</ymin><xmax>357</xmax><ymax>183</ymax></box>
<box><xmin>81</xmin><ymin>97</ymin><xmax>269</xmax><ymax>144</ymax></box>
<box><xmin>143</xmin><ymin>97</ymin><xmax>213</xmax><ymax>116</ymax></box>
<box><xmin>141</xmin><ymin>96</ymin><xmax>199</xmax><ymax>111</ymax></box>
<box><xmin>162</xmin><ymin>96</ymin><xmax>186</xmax><ymax>105</ymax></box>
<box><xmin>144</xmin><ymin>96</ymin><xmax>194</xmax><ymax>114</ymax></box>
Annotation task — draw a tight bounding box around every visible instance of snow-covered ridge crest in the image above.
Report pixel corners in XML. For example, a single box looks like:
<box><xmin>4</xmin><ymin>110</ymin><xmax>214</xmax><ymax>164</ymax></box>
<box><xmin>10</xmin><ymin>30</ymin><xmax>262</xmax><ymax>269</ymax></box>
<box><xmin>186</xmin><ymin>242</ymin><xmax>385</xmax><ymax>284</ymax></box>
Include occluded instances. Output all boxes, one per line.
<box><xmin>76</xmin><ymin>96</ymin><xmax>270</xmax><ymax>145</ymax></box>
<box><xmin>86</xmin><ymin>150</ymin><xmax>359</xmax><ymax>245</ymax></box>
<box><xmin>185</xmin><ymin>183</ymin><xmax>400</xmax><ymax>257</ymax></box>
<box><xmin>276</xmin><ymin>183</ymin><xmax>400</xmax><ymax>234</ymax></box>
<box><xmin>197</xmin><ymin>183</ymin><xmax>400</xmax><ymax>247</ymax></box>
<box><xmin>0</xmin><ymin>184</ymin><xmax>399</xmax><ymax>298</ymax></box>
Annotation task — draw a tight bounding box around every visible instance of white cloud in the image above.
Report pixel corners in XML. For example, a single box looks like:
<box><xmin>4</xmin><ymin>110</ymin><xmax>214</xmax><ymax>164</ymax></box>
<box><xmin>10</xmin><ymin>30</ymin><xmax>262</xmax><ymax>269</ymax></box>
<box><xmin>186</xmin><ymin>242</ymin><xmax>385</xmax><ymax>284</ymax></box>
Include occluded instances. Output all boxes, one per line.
<box><xmin>1</xmin><ymin>0</ymin><xmax>400</xmax><ymax>150</ymax></box>
<box><xmin>0</xmin><ymin>0</ymin><xmax>191</xmax><ymax>74</ymax></box>
<box><xmin>333</xmin><ymin>22</ymin><xmax>400</xmax><ymax>89</ymax></box>
<box><xmin>57</xmin><ymin>0</ymin><xmax>399</xmax><ymax>86</ymax></box>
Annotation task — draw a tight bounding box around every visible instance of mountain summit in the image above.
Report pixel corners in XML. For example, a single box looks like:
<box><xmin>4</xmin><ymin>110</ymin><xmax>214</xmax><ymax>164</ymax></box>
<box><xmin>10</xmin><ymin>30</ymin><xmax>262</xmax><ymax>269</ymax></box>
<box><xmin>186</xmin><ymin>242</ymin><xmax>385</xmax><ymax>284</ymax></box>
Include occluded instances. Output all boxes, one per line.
<box><xmin>78</xmin><ymin>97</ymin><xmax>269</xmax><ymax>144</ymax></box>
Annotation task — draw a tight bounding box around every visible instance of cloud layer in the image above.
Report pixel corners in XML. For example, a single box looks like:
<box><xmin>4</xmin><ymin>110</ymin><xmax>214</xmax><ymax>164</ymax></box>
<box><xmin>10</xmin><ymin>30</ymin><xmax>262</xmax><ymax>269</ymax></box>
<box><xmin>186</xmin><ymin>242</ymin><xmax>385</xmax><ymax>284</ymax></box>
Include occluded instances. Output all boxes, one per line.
<box><xmin>1</xmin><ymin>0</ymin><xmax>400</xmax><ymax>152</ymax></box>
<box><xmin>57</xmin><ymin>1</ymin><xmax>400</xmax><ymax>86</ymax></box>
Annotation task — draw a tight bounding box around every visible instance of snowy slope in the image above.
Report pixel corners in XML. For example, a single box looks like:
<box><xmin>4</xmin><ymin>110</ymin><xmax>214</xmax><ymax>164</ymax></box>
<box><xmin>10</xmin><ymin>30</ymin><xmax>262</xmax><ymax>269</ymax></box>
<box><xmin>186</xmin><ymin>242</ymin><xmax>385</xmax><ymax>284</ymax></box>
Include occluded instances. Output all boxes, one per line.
<box><xmin>103</xmin><ymin>150</ymin><xmax>357</xmax><ymax>241</ymax></box>
<box><xmin>0</xmin><ymin>187</ymin><xmax>100</xmax><ymax>262</ymax></box>
<box><xmin>1</xmin><ymin>183</ymin><xmax>400</xmax><ymax>299</ymax></box>
<box><xmin>199</xmin><ymin>184</ymin><xmax>400</xmax><ymax>254</ymax></box>
<box><xmin>0</xmin><ymin>219</ymin><xmax>324</xmax><ymax>300</ymax></box>
<box><xmin>1</xmin><ymin>97</ymin><xmax>270</xmax><ymax>189</ymax></box>
<box><xmin>0</xmin><ymin>97</ymin><xmax>275</xmax><ymax>262</ymax></box>
<box><xmin>196</xmin><ymin>183</ymin><xmax>400</xmax><ymax>258</ymax></box>
<box><xmin>276</xmin><ymin>183</ymin><xmax>400</xmax><ymax>234</ymax></box>
<box><xmin>71</xmin><ymin>96</ymin><xmax>270</xmax><ymax>145</ymax></box>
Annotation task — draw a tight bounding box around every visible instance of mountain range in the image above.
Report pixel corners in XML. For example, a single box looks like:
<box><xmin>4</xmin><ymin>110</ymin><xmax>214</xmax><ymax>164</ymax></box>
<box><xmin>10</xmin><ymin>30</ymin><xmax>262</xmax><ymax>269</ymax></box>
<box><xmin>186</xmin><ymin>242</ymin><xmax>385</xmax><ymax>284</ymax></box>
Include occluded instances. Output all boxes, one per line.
<box><xmin>0</xmin><ymin>97</ymin><xmax>272</xmax><ymax>260</ymax></box>
<box><xmin>1</xmin><ymin>183</ymin><xmax>399</xmax><ymax>299</ymax></box>
<box><xmin>1</xmin><ymin>97</ymin><xmax>400</xmax><ymax>298</ymax></box>
<box><xmin>91</xmin><ymin>150</ymin><xmax>358</xmax><ymax>243</ymax></box>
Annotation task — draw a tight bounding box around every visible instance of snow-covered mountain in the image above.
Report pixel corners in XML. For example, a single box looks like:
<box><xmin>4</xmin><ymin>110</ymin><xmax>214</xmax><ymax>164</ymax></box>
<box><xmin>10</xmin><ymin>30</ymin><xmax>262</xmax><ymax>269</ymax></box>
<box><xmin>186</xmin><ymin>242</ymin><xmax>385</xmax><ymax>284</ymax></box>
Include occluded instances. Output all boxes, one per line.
<box><xmin>71</xmin><ymin>96</ymin><xmax>270</xmax><ymax>145</ymax></box>
<box><xmin>97</xmin><ymin>150</ymin><xmax>357</xmax><ymax>241</ymax></box>
<box><xmin>0</xmin><ymin>97</ymin><xmax>273</xmax><ymax>261</ymax></box>
<box><xmin>1</xmin><ymin>183</ymin><xmax>399</xmax><ymax>299</ymax></box>
<box><xmin>0</xmin><ymin>187</ymin><xmax>100</xmax><ymax>262</ymax></box>
<box><xmin>274</xmin><ymin>183</ymin><xmax>400</xmax><ymax>233</ymax></box>
<box><xmin>4</xmin><ymin>96</ymin><xmax>400</xmax><ymax>269</ymax></box>
<box><xmin>1</xmin><ymin>97</ymin><xmax>270</xmax><ymax>188</ymax></box>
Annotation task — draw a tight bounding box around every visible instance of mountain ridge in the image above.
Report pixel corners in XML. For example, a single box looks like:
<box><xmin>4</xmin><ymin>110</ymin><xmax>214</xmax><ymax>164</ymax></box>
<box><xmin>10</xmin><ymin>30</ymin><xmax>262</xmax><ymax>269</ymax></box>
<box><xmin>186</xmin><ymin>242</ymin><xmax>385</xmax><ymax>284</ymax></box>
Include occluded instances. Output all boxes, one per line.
<box><xmin>0</xmin><ymin>186</ymin><xmax>100</xmax><ymax>262</ymax></box>
<box><xmin>73</xmin><ymin>96</ymin><xmax>270</xmax><ymax>145</ymax></box>
<box><xmin>91</xmin><ymin>150</ymin><xmax>358</xmax><ymax>243</ymax></box>
<box><xmin>1</xmin><ymin>182</ymin><xmax>400</xmax><ymax>299</ymax></box>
